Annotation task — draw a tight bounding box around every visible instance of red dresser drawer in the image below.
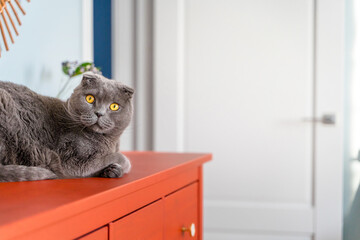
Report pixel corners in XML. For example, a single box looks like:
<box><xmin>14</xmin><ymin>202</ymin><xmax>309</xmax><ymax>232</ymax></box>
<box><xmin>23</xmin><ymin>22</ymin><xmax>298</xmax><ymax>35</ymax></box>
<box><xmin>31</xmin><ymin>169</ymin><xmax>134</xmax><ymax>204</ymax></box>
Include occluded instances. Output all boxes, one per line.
<box><xmin>164</xmin><ymin>183</ymin><xmax>199</xmax><ymax>239</ymax></box>
<box><xmin>112</xmin><ymin>200</ymin><xmax>163</xmax><ymax>239</ymax></box>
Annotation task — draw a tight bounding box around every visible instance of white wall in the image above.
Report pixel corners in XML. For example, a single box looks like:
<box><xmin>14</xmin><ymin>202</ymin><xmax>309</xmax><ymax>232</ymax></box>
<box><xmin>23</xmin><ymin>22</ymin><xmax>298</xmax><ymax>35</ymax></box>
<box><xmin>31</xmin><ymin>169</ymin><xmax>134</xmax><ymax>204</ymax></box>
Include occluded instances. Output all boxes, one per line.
<box><xmin>0</xmin><ymin>0</ymin><xmax>91</xmax><ymax>99</ymax></box>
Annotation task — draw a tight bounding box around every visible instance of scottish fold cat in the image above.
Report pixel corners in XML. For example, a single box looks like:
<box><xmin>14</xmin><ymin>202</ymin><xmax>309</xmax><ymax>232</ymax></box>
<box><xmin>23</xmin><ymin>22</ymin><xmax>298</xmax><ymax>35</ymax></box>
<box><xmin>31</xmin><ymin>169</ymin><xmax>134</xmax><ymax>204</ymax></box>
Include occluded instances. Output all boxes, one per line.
<box><xmin>0</xmin><ymin>72</ymin><xmax>133</xmax><ymax>182</ymax></box>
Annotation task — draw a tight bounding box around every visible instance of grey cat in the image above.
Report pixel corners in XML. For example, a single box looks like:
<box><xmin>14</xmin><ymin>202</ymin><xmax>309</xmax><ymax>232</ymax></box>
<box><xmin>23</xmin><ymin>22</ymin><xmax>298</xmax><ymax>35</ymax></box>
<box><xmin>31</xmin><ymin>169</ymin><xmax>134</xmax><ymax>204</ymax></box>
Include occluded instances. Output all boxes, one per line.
<box><xmin>0</xmin><ymin>72</ymin><xmax>134</xmax><ymax>182</ymax></box>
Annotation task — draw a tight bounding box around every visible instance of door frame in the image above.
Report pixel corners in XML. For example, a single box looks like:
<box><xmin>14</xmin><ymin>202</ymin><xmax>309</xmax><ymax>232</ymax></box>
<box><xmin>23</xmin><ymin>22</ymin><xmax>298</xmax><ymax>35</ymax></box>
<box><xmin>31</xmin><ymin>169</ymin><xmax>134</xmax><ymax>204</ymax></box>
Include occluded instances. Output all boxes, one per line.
<box><xmin>314</xmin><ymin>0</ymin><xmax>344</xmax><ymax>239</ymax></box>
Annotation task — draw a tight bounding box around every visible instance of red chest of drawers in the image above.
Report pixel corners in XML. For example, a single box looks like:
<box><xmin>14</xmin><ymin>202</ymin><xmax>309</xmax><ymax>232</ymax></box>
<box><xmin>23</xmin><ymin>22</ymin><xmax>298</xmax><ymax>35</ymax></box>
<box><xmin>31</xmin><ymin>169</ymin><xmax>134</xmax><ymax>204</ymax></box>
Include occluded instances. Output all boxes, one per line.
<box><xmin>0</xmin><ymin>152</ymin><xmax>211</xmax><ymax>240</ymax></box>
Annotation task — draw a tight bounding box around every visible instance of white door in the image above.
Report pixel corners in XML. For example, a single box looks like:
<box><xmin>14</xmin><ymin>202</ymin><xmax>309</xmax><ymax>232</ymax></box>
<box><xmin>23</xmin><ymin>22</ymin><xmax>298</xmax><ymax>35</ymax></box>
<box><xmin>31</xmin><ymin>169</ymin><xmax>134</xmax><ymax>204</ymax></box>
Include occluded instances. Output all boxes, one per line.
<box><xmin>152</xmin><ymin>0</ymin><xmax>343</xmax><ymax>239</ymax></box>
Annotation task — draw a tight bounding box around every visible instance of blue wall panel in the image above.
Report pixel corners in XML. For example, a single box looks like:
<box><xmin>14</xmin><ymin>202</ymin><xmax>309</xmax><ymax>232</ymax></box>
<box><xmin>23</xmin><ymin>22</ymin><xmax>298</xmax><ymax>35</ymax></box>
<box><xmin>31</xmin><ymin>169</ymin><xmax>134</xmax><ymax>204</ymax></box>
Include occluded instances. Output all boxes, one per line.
<box><xmin>93</xmin><ymin>0</ymin><xmax>112</xmax><ymax>78</ymax></box>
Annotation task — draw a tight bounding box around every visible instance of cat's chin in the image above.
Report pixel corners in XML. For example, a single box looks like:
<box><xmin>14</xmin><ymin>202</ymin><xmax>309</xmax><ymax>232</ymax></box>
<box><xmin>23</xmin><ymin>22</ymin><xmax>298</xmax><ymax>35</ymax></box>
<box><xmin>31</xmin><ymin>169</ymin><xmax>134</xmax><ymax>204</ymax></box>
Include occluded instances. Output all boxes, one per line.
<box><xmin>89</xmin><ymin>123</ymin><xmax>111</xmax><ymax>134</ymax></box>
<box><xmin>89</xmin><ymin>124</ymin><xmax>105</xmax><ymax>133</ymax></box>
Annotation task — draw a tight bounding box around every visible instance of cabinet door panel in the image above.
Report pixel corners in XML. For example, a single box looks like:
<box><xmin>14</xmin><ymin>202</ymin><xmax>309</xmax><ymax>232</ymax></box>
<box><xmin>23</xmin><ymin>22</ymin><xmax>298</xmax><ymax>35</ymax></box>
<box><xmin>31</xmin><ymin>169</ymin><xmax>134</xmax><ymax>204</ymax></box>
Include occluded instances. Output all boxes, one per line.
<box><xmin>112</xmin><ymin>200</ymin><xmax>163</xmax><ymax>240</ymax></box>
<box><xmin>77</xmin><ymin>226</ymin><xmax>108</xmax><ymax>240</ymax></box>
<box><xmin>165</xmin><ymin>183</ymin><xmax>199</xmax><ymax>239</ymax></box>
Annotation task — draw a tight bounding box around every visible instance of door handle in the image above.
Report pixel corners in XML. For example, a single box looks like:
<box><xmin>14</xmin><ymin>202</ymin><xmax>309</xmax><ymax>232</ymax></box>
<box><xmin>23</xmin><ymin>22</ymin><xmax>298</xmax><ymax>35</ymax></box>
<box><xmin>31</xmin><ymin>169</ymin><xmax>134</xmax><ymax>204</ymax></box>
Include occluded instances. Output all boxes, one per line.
<box><xmin>181</xmin><ymin>223</ymin><xmax>196</xmax><ymax>237</ymax></box>
<box><xmin>304</xmin><ymin>114</ymin><xmax>336</xmax><ymax>125</ymax></box>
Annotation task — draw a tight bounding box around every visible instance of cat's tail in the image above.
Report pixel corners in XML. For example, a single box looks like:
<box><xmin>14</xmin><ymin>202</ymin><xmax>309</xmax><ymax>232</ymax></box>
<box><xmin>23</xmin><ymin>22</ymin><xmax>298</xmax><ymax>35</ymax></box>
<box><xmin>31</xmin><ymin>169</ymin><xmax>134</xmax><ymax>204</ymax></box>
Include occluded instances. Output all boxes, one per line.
<box><xmin>0</xmin><ymin>164</ymin><xmax>57</xmax><ymax>182</ymax></box>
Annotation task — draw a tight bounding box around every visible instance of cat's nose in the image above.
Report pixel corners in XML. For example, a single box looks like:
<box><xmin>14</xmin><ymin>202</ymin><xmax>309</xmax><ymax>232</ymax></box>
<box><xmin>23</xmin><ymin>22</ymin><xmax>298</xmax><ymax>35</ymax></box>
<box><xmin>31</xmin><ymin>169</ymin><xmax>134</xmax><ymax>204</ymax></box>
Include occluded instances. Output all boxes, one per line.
<box><xmin>95</xmin><ymin>112</ymin><xmax>104</xmax><ymax>117</ymax></box>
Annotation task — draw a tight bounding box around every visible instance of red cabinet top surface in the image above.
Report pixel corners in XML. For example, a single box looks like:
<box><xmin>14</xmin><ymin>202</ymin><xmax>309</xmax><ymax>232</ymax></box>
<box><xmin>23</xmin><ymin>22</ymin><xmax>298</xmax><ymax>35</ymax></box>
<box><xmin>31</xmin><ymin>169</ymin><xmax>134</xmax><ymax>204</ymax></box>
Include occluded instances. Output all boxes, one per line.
<box><xmin>0</xmin><ymin>152</ymin><xmax>211</xmax><ymax>237</ymax></box>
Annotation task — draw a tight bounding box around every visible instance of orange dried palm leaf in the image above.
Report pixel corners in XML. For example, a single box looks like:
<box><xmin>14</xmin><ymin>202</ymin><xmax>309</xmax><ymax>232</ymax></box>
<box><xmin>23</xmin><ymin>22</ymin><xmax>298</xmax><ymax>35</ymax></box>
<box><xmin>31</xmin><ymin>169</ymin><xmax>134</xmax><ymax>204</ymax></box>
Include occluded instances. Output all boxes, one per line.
<box><xmin>14</xmin><ymin>0</ymin><xmax>25</xmax><ymax>15</ymax></box>
<box><xmin>0</xmin><ymin>0</ymin><xmax>29</xmax><ymax>56</ymax></box>
<box><xmin>7</xmin><ymin>0</ymin><xmax>22</xmax><ymax>25</ymax></box>
<box><xmin>4</xmin><ymin>5</ymin><xmax>18</xmax><ymax>35</ymax></box>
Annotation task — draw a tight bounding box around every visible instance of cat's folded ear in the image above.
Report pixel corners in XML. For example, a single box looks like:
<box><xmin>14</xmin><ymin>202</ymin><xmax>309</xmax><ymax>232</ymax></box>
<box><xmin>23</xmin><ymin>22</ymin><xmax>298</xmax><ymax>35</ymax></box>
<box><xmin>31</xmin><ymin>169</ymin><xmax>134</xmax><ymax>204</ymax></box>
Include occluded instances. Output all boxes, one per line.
<box><xmin>81</xmin><ymin>72</ymin><xmax>98</xmax><ymax>87</ymax></box>
<box><xmin>120</xmin><ymin>85</ymin><xmax>135</xmax><ymax>99</ymax></box>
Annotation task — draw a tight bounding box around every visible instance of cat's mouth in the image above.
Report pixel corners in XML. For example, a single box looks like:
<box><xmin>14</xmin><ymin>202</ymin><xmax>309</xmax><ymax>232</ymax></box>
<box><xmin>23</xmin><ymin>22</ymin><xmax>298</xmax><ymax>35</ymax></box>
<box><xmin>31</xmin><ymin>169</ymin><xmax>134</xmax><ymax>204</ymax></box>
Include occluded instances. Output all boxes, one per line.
<box><xmin>79</xmin><ymin>116</ymin><xmax>103</xmax><ymax>132</ymax></box>
<box><xmin>80</xmin><ymin>114</ymin><xmax>113</xmax><ymax>133</ymax></box>
<box><xmin>91</xmin><ymin>123</ymin><xmax>103</xmax><ymax>132</ymax></box>
<box><xmin>90</xmin><ymin>121</ymin><xmax>111</xmax><ymax>134</ymax></box>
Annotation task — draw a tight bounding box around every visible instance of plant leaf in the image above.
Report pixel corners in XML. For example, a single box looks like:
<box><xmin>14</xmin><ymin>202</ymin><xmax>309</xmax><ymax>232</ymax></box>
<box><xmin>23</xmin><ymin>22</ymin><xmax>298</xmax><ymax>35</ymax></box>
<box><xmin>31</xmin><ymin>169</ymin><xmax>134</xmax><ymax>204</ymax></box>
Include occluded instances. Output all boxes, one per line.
<box><xmin>62</xmin><ymin>61</ymin><xmax>71</xmax><ymax>76</ymax></box>
<box><xmin>71</xmin><ymin>62</ymin><xmax>93</xmax><ymax>77</ymax></box>
<box><xmin>62</xmin><ymin>66</ymin><xmax>70</xmax><ymax>75</ymax></box>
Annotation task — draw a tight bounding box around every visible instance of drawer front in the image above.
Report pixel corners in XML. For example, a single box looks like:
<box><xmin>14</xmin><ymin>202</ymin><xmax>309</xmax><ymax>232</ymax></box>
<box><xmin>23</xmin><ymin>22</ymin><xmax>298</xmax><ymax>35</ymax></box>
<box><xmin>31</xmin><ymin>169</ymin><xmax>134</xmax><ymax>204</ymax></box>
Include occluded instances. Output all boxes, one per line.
<box><xmin>112</xmin><ymin>200</ymin><xmax>163</xmax><ymax>240</ymax></box>
<box><xmin>164</xmin><ymin>183</ymin><xmax>199</xmax><ymax>239</ymax></box>
<box><xmin>77</xmin><ymin>226</ymin><xmax>108</xmax><ymax>240</ymax></box>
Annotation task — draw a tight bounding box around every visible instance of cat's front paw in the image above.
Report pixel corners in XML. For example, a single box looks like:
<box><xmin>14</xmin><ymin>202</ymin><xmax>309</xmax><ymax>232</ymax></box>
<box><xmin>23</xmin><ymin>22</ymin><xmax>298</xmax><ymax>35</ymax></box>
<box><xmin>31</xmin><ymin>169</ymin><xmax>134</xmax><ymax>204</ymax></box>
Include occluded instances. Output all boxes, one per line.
<box><xmin>99</xmin><ymin>163</ymin><xmax>124</xmax><ymax>178</ymax></box>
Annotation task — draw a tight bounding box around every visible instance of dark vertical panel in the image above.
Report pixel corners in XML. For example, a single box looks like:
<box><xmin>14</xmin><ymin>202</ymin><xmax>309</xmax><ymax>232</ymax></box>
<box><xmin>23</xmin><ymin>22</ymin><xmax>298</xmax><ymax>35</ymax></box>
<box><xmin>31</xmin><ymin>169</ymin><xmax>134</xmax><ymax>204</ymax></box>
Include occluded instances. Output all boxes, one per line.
<box><xmin>93</xmin><ymin>0</ymin><xmax>112</xmax><ymax>78</ymax></box>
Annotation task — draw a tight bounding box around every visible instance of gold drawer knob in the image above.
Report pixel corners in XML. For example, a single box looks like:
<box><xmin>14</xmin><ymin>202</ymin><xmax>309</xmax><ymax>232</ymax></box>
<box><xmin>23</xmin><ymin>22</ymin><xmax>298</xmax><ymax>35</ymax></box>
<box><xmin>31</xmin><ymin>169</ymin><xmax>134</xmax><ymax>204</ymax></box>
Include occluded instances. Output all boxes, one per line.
<box><xmin>181</xmin><ymin>223</ymin><xmax>196</xmax><ymax>237</ymax></box>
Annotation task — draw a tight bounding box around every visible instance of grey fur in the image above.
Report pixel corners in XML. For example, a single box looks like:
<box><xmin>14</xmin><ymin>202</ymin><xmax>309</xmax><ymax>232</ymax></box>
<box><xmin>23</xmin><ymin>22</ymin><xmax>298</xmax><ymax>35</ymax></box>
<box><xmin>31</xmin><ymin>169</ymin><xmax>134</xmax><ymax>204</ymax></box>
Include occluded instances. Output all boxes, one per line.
<box><xmin>0</xmin><ymin>72</ymin><xmax>134</xmax><ymax>182</ymax></box>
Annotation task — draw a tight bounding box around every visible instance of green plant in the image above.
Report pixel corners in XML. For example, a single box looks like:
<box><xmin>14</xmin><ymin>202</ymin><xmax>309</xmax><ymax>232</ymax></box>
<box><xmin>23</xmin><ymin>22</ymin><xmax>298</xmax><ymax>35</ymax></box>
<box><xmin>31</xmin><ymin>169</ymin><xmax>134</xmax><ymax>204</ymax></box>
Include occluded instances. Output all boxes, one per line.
<box><xmin>57</xmin><ymin>61</ymin><xmax>101</xmax><ymax>98</ymax></box>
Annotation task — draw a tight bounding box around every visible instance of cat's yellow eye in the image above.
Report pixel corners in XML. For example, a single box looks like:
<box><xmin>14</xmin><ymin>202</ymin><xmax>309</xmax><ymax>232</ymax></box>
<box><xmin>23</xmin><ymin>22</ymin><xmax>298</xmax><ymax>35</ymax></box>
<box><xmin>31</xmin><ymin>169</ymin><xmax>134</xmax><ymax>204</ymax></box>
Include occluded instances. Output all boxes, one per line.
<box><xmin>110</xmin><ymin>103</ymin><xmax>119</xmax><ymax>111</ymax></box>
<box><xmin>86</xmin><ymin>95</ymin><xmax>95</xmax><ymax>104</ymax></box>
